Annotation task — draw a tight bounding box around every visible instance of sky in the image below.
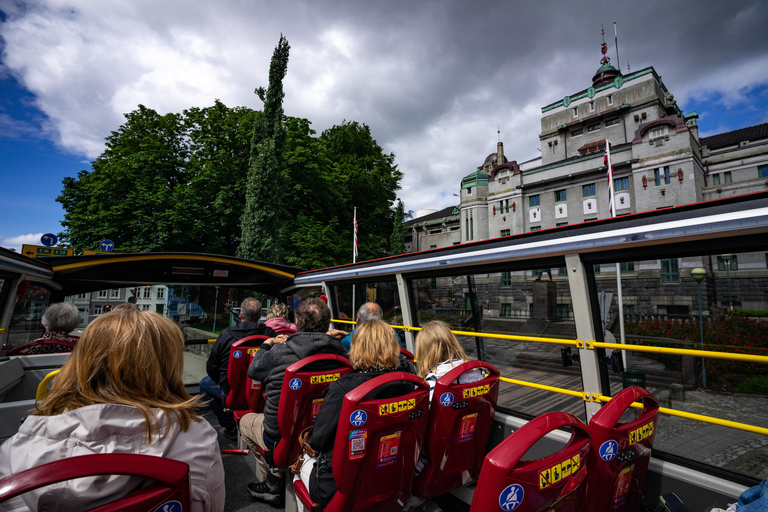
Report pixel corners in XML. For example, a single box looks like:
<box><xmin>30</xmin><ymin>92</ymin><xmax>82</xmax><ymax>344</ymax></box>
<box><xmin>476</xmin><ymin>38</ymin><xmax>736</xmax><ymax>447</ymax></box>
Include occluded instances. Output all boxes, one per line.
<box><xmin>1</xmin><ymin>0</ymin><xmax>768</xmax><ymax>253</ymax></box>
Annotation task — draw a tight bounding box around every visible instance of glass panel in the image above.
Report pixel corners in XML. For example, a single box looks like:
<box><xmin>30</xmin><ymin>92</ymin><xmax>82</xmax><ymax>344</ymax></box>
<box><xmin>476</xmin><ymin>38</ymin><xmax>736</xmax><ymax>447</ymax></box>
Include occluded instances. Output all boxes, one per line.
<box><xmin>410</xmin><ymin>269</ymin><xmax>585</xmax><ymax>421</ymax></box>
<box><xmin>332</xmin><ymin>280</ymin><xmax>402</xmax><ymax>334</ymax></box>
<box><xmin>7</xmin><ymin>281</ymin><xmax>52</xmax><ymax>346</ymax></box>
<box><xmin>599</xmin><ymin>251</ymin><xmax>768</xmax><ymax>481</ymax></box>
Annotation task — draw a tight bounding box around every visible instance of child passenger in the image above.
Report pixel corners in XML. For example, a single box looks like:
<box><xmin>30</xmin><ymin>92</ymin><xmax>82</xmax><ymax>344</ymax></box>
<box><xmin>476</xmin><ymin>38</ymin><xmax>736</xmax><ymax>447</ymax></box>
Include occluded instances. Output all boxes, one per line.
<box><xmin>0</xmin><ymin>308</ymin><xmax>225</xmax><ymax>512</ymax></box>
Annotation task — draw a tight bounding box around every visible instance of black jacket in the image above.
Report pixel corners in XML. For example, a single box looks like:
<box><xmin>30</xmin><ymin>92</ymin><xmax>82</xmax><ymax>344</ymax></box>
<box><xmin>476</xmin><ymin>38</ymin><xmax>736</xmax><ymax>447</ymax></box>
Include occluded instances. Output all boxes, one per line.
<box><xmin>247</xmin><ymin>332</ymin><xmax>348</xmax><ymax>441</ymax></box>
<box><xmin>205</xmin><ymin>321</ymin><xmax>276</xmax><ymax>395</ymax></box>
<box><xmin>307</xmin><ymin>359</ymin><xmax>416</xmax><ymax>508</ymax></box>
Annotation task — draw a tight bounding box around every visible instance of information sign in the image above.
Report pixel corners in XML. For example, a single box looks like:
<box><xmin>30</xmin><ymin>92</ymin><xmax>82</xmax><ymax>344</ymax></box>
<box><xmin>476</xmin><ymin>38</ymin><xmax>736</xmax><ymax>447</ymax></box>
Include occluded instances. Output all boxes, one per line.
<box><xmin>21</xmin><ymin>244</ymin><xmax>74</xmax><ymax>258</ymax></box>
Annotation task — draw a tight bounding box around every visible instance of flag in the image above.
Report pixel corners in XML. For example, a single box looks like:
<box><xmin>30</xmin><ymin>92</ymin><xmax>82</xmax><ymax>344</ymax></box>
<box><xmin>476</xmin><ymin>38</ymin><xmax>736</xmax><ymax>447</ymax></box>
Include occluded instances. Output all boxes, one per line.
<box><xmin>353</xmin><ymin>207</ymin><xmax>358</xmax><ymax>262</ymax></box>
<box><xmin>604</xmin><ymin>142</ymin><xmax>615</xmax><ymax>217</ymax></box>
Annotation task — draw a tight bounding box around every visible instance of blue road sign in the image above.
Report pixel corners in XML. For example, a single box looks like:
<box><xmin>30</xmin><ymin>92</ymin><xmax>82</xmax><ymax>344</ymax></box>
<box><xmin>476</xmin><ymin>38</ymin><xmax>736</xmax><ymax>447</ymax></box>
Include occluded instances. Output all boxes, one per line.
<box><xmin>41</xmin><ymin>233</ymin><xmax>57</xmax><ymax>247</ymax></box>
<box><xmin>289</xmin><ymin>294</ymin><xmax>301</xmax><ymax>309</ymax></box>
<box><xmin>100</xmin><ymin>239</ymin><xmax>115</xmax><ymax>252</ymax></box>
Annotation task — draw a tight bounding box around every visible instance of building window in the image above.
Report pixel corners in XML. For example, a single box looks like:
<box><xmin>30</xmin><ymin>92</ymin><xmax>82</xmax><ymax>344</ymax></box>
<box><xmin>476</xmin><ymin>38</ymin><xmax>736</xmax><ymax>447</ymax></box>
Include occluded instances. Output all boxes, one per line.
<box><xmin>593</xmin><ymin>264</ymin><xmax>601</xmax><ymax>274</ymax></box>
<box><xmin>556</xmin><ymin>222</ymin><xmax>568</xmax><ymax>227</ymax></box>
<box><xmin>723</xmin><ymin>171</ymin><xmax>732</xmax><ymax>184</ymax></box>
<box><xmin>77</xmin><ymin>293</ymin><xmax>87</xmax><ymax>299</ymax></box>
<box><xmin>430</xmin><ymin>278</ymin><xmax>437</xmax><ymax>290</ymax></box>
<box><xmin>98</xmin><ymin>290</ymin><xmax>108</xmax><ymax>298</ymax></box>
<box><xmin>530</xmin><ymin>226</ymin><xmax>542</xmax><ymax>231</ymax></box>
<box><xmin>607</xmin><ymin>94</ymin><xmax>614</xmax><ymax>106</ymax></box>
<box><xmin>654</xmin><ymin>166</ymin><xmax>670</xmax><ymax>186</ymax></box>
<box><xmin>712</xmin><ymin>173</ymin><xmax>721</xmax><ymax>185</ymax></box>
<box><xmin>583</xmin><ymin>183</ymin><xmax>596</xmax><ymax>197</ymax></box>
<box><xmin>94</xmin><ymin>305</ymin><xmax>104</xmax><ymax>315</ymax></box>
<box><xmin>429</xmin><ymin>245</ymin><xmax>437</xmax><ymax>250</ymax></box>
<box><xmin>501</xmin><ymin>272</ymin><xmax>511</xmax><ymax>287</ymax></box>
<box><xmin>453</xmin><ymin>242</ymin><xmax>460</xmax><ymax>245</ymax></box>
<box><xmin>572</xmin><ymin>107</ymin><xmax>578</xmax><ymax>118</ymax></box>
<box><xmin>760</xmin><ymin>165</ymin><xmax>768</xmax><ymax>178</ymax></box>
<box><xmin>624</xmin><ymin>304</ymin><xmax>635</xmax><ymax>315</ymax></box>
<box><xmin>467</xmin><ymin>187</ymin><xmax>472</xmax><ymax>194</ymax></box>
<box><xmin>615</xmin><ymin>177</ymin><xmax>629</xmax><ymax>191</ymax></box>
<box><xmin>717</xmin><ymin>255</ymin><xmax>739</xmax><ymax>271</ymax></box>
<box><xmin>661</xmin><ymin>258</ymin><xmax>680</xmax><ymax>283</ymax></box>
<box><xmin>500</xmin><ymin>229</ymin><xmax>511</xmax><ymax>237</ymax></box>
<box><xmin>501</xmin><ymin>303</ymin><xmax>512</xmax><ymax>318</ymax></box>
<box><xmin>157</xmin><ymin>288</ymin><xmax>165</xmax><ymax>299</ymax></box>
<box><xmin>143</xmin><ymin>287</ymin><xmax>151</xmax><ymax>298</ymax></box>
<box><xmin>571</xmin><ymin>128</ymin><xmax>583</xmax><ymax>137</ymax></box>
<box><xmin>529</xmin><ymin>195</ymin><xmax>540</xmax><ymax>207</ymax></box>
<box><xmin>110</xmin><ymin>289</ymin><xmax>120</xmax><ymax>298</ymax></box>
<box><xmin>589</xmin><ymin>101</ymin><xmax>595</xmax><ymax>112</ymax></box>
<box><xmin>585</xmin><ymin>218</ymin><xmax>597</xmax><ymax>222</ymax></box>
<box><xmin>557</xmin><ymin>304</ymin><xmax>569</xmax><ymax>320</ymax></box>
<box><xmin>555</xmin><ymin>189</ymin><xmax>567</xmax><ymax>202</ymax></box>
<box><xmin>620</xmin><ymin>261</ymin><xmax>635</xmax><ymax>272</ymax></box>
<box><xmin>557</xmin><ymin>266</ymin><xmax>567</xmax><ymax>275</ymax></box>
<box><xmin>605</xmin><ymin>117</ymin><xmax>619</xmax><ymax>127</ymax></box>
<box><xmin>587</xmin><ymin>123</ymin><xmax>600</xmax><ymax>132</ymax></box>
<box><xmin>470</xmin><ymin>218</ymin><xmax>473</xmax><ymax>241</ymax></box>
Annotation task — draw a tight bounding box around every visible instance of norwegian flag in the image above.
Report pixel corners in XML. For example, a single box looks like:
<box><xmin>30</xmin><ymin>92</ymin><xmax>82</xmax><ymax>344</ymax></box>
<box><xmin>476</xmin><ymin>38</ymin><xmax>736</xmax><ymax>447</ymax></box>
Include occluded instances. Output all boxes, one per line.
<box><xmin>353</xmin><ymin>208</ymin><xmax>358</xmax><ymax>262</ymax></box>
<box><xmin>604</xmin><ymin>142</ymin><xmax>615</xmax><ymax>217</ymax></box>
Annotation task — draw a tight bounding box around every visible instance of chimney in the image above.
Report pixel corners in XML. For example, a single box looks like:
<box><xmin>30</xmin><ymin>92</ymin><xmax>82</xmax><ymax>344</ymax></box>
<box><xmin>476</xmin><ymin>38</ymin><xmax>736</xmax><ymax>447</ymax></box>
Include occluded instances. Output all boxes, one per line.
<box><xmin>497</xmin><ymin>141</ymin><xmax>504</xmax><ymax>164</ymax></box>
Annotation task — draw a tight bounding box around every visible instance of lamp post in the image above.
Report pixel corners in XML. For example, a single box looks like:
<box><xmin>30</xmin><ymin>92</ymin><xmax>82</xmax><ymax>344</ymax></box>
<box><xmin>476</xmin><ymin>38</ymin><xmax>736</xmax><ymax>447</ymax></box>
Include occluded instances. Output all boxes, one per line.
<box><xmin>721</xmin><ymin>254</ymin><xmax>733</xmax><ymax>311</ymax></box>
<box><xmin>691</xmin><ymin>268</ymin><xmax>707</xmax><ymax>389</ymax></box>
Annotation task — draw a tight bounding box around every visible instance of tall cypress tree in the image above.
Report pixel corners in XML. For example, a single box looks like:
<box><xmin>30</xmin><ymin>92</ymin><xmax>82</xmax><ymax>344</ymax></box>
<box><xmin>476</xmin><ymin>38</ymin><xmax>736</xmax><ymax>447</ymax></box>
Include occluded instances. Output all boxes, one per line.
<box><xmin>238</xmin><ymin>35</ymin><xmax>290</xmax><ymax>262</ymax></box>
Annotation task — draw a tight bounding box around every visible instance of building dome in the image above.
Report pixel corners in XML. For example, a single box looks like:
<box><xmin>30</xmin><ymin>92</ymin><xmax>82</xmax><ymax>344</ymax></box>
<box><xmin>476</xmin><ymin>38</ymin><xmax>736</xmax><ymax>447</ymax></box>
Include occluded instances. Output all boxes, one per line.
<box><xmin>483</xmin><ymin>152</ymin><xmax>508</xmax><ymax>166</ymax></box>
<box><xmin>592</xmin><ymin>61</ymin><xmax>621</xmax><ymax>87</ymax></box>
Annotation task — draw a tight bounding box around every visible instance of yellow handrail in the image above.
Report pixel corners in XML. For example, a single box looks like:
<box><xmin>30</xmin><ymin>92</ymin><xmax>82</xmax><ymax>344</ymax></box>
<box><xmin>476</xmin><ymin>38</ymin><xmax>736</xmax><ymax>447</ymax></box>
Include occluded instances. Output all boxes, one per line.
<box><xmin>36</xmin><ymin>369</ymin><xmax>60</xmax><ymax>401</ymax></box>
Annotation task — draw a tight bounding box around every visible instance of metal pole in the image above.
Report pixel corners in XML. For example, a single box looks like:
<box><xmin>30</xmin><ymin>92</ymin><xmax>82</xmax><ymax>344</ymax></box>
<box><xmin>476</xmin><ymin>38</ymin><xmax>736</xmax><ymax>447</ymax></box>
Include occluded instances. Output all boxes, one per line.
<box><xmin>697</xmin><ymin>281</ymin><xmax>706</xmax><ymax>389</ymax></box>
<box><xmin>213</xmin><ymin>286</ymin><xmax>219</xmax><ymax>334</ymax></box>
<box><xmin>726</xmin><ymin>260</ymin><xmax>733</xmax><ymax>311</ymax></box>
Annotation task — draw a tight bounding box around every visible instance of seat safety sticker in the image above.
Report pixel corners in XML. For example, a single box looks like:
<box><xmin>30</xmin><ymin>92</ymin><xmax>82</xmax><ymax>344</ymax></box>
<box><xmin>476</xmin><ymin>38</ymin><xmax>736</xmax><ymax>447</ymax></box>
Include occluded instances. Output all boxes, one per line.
<box><xmin>233</xmin><ymin>350</ymin><xmax>242</xmax><ymax>359</ymax></box>
<box><xmin>498</xmin><ymin>483</ymin><xmax>524</xmax><ymax>511</ymax></box>
<box><xmin>153</xmin><ymin>500</ymin><xmax>182</xmax><ymax>512</ymax></box>
<box><xmin>440</xmin><ymin>392</ymin><xmax>454</xmax><ymax>407</ymax></box>
<box><xmin>247</xmin><ymin>347</ymin><xmax>259</xmax><ymax>354</ymax></box>
<box><xmin>376</xmin><ymin>432</ymin><xmax>401</xmax><ymax>468</ymax></box>
<box><xmin>251</xmin><ymin>379</ymin><xmax>261</xmax><ymax>389</ymax></box>
<box><xmin>600</xmin><ymin>439</ymin><xmax>619</xmax><ymax>462</ymax></box>
<box><xmin>289</xmin><ymin>378</ymin><xmax>302</xmax><ymax>390</ymax></box>
<box><xmin>458</xmin><ymin>413</ymin><xmax>477</xmax><ymax>443</ymax></box>
<box><xmin>463</xmin><ymin>384</ymin><xmax>490</xmax><ymax>399</ymax></box>
<box><xmin>629</xmin><ymin>420</ymin><xmax>655</xmax><ymax>445</ymax></box>
<box><xmin>311</xmin><ymin>398</ymin><xmax>324</xmax><ymax>424</ymax></box>
<box><xmin>539</xmin><ymin>453</ymin><xmax>580</xmax><ymax>489</ymax></box>
<box><xmin>379</xmin><ymin>398</ymin><xmax>416</xmax><ymax>416</ymax></box>
<box><xmin>310</xmin><ymin>373</ymin><xmax>340</xmax><ymax>384</ymax></box>
<box><xmin>611</xmin><ymin>465</ymin><xmax>633</xmax><ymax>511</ymax></box>
<box><xmin>349</xmin><ymin>429</ymin><xmax>367</xmax><ymax>460</ymax></box>
<box><xmin>350</xmin><ymin>409</ymin><xmax>367</xmax><ymax>426</ymax></box>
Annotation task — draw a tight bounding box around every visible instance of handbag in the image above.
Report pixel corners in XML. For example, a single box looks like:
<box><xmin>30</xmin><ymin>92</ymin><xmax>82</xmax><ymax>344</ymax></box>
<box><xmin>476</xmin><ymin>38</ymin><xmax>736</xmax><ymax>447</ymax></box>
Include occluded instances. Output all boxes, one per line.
<box><xmin>289</xmin><ymin>426</ymin><xmax>319</xmax><ymax>475</ymax></box>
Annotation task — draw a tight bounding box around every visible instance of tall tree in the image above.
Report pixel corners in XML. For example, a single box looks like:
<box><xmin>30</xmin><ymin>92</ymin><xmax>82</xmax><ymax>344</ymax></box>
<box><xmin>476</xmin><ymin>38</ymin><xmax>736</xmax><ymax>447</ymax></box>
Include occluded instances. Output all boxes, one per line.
<box><xmin>390</xmin><ymin>199</ymin><xmax>409</xmax><ymax>255</ymax></box>
<box><xmin>238</xmin><ymin>35</ymin><xmax>290</xmax><ymax>262</ymax></box>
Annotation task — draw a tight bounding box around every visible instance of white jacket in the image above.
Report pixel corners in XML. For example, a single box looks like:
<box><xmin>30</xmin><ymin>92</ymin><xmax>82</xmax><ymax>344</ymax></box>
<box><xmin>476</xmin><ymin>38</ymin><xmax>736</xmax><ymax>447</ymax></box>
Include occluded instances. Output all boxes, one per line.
<box><xmin>425</xmin><ymin>359</ymin><xmax>485</xmax><ymax>402</ymax></box>
<box><xmin>0</xmin><ymin>403</ymin><xmax>225</xmax><ymax>512</ymax></box>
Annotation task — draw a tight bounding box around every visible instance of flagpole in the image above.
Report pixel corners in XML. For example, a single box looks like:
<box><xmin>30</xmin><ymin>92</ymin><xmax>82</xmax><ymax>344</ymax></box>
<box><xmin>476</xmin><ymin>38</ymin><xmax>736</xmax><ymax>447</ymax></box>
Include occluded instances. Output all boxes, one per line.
<box><xmin>352</xmin><ymin>207</ymin><xmax>357</xmax><ymax>320</ymax></box>
<box><xmin>606</xmin><ymin>142</ymin><xmax>628</xmax><ymax>370</ymax></box>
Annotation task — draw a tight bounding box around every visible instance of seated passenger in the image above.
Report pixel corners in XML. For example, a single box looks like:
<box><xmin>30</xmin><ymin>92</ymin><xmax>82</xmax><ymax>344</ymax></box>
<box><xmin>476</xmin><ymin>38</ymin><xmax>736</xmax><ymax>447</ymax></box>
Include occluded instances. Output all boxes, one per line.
<box><xmin>415</xmin><ymin>320</ymin><xmax>484</xmax><ymax>402</ymax></box>
<box><xmin>264</xmin><ymin>302</ymin><xmax>297</xmax><ymax>334</ymax></box>
<box><xmin>201</xmin><ymin>297</ymin><xmax>276</xmax><ymax>439</ymax></box>
<box><xmin>0</xmin><ymin>308</ymin><xmax>224</xmax><ymax>512</ymax></box>
<box><xmin>9</xmin><ymin>302</ymin><xmax>81</xmax><ymax>355</ymax></box>
<box><xmin>297</xmin><ymin>320</ymin><xmax>416</xmax><ymax>510</ymax></box>
<box><xmin>242</xmin><ymin>297</ymin><xmax>347</xmax><ymax>507</ymax></box>
<box><xmin>340</xmin><ymin>302</ymin><xmax>404</xmax><ymax>350</ymax></box>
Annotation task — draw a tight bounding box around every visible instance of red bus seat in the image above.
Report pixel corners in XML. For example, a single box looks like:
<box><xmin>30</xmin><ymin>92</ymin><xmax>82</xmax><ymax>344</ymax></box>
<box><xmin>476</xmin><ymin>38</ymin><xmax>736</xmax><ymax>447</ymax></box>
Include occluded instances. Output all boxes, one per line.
<box><xmin>225</xmin><ymin>335</ymin><xmax>269</xmax><ymax>412</ymax></box>
<box><xmin>584</xmin><ymin>386</ymin><xmax>659</xmax><ymax>512</ymax></box>
<box><xmin>0</xmin><ymin>453</ymin><xmax>190</xmax><ymax>511</ymax></box>
<box><xmin>399</xmin><ymin>348</ymin><xmax>415</xmax><ymax>362</ymax></box>
<box><xmin>414</xmin><ymin>360</ymin><xmax>500</xmax><ymax>497</ymax></box>
<box><xmin>257</xmin><ymin>354</ymin><xmax>354</xmax><ymax>468</ymax></box>
<box><xmin>7</xmin><ymin>337</ymin><xmax>77</xmax><ymax>356</ymax></box>
<box><xmin>468</xmin><ymin>412</ymin><xmax>590</xmax><ymax>512</ymax></box>
<box><xmin>294</xmin><ymin>372</ymin><xmax>430</xmax><ymax>512</ymax></box>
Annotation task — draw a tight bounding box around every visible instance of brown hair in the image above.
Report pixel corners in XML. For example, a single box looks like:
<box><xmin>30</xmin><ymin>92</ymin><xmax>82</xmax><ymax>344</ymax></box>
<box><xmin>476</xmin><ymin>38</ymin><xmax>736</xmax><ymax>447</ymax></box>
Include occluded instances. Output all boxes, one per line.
<box><xmin>348</xmin><ymin>320</ymin><xmax>400</xmax><ymax>371</ymax></box>
<box><xmin>35</xmin><ymin>308</ymin><xmax>201</xmax><ymax>442</ymax></box>
<box><xmin>296</xmin><ymin>298</ymin><xmax>331</xmax><ymax>333</ymax></box>
<box><xmin>415</xmin><ymin>320</ymin><xmax>468</xmax><ymax>378</ymax></box>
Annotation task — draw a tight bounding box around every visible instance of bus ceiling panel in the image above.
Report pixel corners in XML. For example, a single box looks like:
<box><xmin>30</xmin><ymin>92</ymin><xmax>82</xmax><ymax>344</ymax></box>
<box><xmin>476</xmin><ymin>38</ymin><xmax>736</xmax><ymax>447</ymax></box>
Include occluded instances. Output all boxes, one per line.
<box><xmin>0</xmin><ymin>247</ymin><xmax>54</xmax><ymax>280</ymax></box>
<box><xmin>295</xmin><ymin>204</ymin><xmax>768</xmax><ymax>285</ymax></box>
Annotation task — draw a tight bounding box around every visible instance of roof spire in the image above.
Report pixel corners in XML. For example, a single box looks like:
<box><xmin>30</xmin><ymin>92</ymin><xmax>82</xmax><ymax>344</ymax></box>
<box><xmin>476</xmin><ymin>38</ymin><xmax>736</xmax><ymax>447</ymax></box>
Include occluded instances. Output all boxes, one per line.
<box><xmin>600</xmin><ymin>24</ymin><xmax>610</xmax><ymax>64</ymax></box>
<box><xmin>497</xmin><ymin>126</ymin><xmax>501</xmax><ymax>143</ymax></box>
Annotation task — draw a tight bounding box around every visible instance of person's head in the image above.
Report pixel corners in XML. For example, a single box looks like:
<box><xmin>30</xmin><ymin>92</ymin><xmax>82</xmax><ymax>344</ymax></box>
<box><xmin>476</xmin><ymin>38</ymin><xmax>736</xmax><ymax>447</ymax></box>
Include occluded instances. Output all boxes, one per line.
<box><xmin>349</xmin><ymin>319</ymin><xmax>400</xmax><ymax>371</ymax></box>
<box><xmin>35</xmin><ymin>308</ymin><xmax>200</xmax><ymax>441</ymax></box>
<box><xmin>240</xmin><ymin>298</ymin><xmax>262</xmax><ymax>322</ymax></box>
<box><xmin>265</xmin><ymin>302</ymin><xmax>289</xmax><ymax>321</ymax></box>
<box><xmin>41</xmin><ymin>302</ymin><xmax>81</xmax><ymax>333</ymax></box>
<box><xmin>415</xmin><ymin>320</ymin><xmax>467</xmax><ymax>378</ymax></box>
<box><xmin>356</xmin><ymin>302</ymin><xmax>383</xmax><ymax>324</ymax></box>
<box><xmin>114</xmin><ymin>302</ymin><xmax>139</xmax><ymax>312</ymax></box>
<box><xmin>295</xmin><ymin>297</ymin><xmax>331</xmax><ymax>333</ymax></box>
<box><xmin>126</xmin><ymin>295</ymin><xmax>137</xmax><ymax>304</ymax></box>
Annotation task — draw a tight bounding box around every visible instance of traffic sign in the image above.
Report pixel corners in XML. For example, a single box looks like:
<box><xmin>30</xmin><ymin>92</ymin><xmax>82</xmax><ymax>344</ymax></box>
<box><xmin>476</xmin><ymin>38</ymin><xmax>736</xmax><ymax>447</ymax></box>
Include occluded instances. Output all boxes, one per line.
<box><xmin>289</xmin><ymin>294</ymin><xmax>302</xmax><ymax>309</ymax></box>
<box><xmin>100</xmin><ymin>240</ymin><xmax>115</xmax><ymax>252</ymax></box>
<box><xmin>21</xmin><ymin>244</ymin><xmax>74</xmax><ymax>258</ymax></box>
<box><xmin>40</xmin><ymin>234</ymin><xmax>57</xmax><ymax>246</ymax></box>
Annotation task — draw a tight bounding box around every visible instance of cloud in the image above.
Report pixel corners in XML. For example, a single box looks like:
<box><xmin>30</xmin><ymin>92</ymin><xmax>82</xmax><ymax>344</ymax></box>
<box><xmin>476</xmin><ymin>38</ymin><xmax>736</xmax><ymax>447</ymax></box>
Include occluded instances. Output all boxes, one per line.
<box><xmin>0</xmin><ymin>113</ymin><xmax>41</xmax><ymax>139</ymax></box>
<box><xmin>1</xmin><ymin>233</ymin><xmax>45</xmax><ymax>253</ymax></box>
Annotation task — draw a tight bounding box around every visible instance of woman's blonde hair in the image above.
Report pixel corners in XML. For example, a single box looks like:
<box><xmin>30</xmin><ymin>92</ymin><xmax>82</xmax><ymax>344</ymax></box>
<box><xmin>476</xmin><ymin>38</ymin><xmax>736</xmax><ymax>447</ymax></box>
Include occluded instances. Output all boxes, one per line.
<box><xmin>265</xmin><ymin>302</ymin><xmax>289</xmax><ymax>321</ymax></box>
<box><xmin>349</xmin><ymin>320</ymin><xmax>400</xmax><ymax>371</ymax></box>
<box><xmin>415</xmin><ymin>320</ymin><xmax>468</xmax><ymax>378</ymax></box>
<box><xmin>35</xmin><ymin>308</ymin><xmax>201</xmax><ymax>442</ymax></box>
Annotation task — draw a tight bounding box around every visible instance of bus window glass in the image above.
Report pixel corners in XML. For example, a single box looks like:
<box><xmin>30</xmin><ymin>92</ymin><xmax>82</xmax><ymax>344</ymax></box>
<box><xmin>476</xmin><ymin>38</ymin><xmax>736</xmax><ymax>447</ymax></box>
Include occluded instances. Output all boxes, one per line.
<box><xmin>410</xmin><ymin>270</ymin><xmax>587</xmax><ymax>421</ymax></box>
<box><xmin>8</xmin><ymin>281</ymin><xmax>52</xmax><ymax>346</ymax></box>
<box><xmin>332</xmin><ymin>281</ymin><xmax>402</xmax><ymax>333</ymax></box>
<box><xmin>597</xmin><ymin>251</ymin><xmax>768</xmax><ymax>481</ymax></box>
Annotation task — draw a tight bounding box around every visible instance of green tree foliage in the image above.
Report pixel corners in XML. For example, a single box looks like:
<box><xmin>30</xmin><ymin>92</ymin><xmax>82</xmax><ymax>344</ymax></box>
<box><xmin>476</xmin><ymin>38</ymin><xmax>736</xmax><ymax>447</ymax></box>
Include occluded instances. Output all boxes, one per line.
<box><xmin>238</xmin><ymin>35</ymin><xmax>290</xmax><ymax>262</ymax></box>
<box><xmin>390</xmin><ymin>199</ymin><xmax>409</xmax><ymax>255</ymax></box>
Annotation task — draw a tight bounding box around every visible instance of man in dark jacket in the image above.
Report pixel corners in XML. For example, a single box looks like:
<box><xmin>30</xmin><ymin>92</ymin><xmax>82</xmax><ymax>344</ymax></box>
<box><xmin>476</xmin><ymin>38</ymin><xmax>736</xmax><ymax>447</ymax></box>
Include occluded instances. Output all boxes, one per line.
<box><xmin>200</xmin><ymin>298</ymin><xmax>276</xmax><ymax>438</ymax></box>
<box><xmin>241</xmin><ymin>297</ymin><xmax>347</xmax><ymax>506</ymax></box>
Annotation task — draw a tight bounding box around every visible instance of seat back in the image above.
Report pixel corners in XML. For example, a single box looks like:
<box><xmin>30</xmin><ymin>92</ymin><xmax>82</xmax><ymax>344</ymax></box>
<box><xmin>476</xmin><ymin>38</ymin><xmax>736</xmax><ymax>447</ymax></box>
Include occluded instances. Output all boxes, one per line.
<box><xmin>0</xmin><ymin>453</ymin><xmax>190</xmax><ymax>511</ymax></box>
<box><xmin>399</xmin><ymin>348</ymin><xmax>415</xmax><ymax>362</ymax></box>
<box><xmin>584</xmin><ymin>386</ymin><xmax>659</xmax><ymax>512</ymax></box>
<box><xmin>226</xmin><ymin>335</ymin><xmax>269</xmax><ymax>410</ymax></box>
<box><xmin>414</xmin><ymin>360</ymin><xmax>500</xmax><ymax>497</ymax></box>
<box><xmin>271</xmin><ymin>354</ymin><xmax>354</xmax><ymax>468</ymax></box>
<box><xmin>469</xmin><ymin>412</ymin><xmax>590</xmax><ymax>512</ymax></box>
<box><xmin>7</xmin><ymin>338</ymin><xmax>77</xmax><ymax>356</ymax></box>
<box><xmin>326</xmin><ymin>372</ymin><xmax>430</xmax><ymax>512</ymax></box>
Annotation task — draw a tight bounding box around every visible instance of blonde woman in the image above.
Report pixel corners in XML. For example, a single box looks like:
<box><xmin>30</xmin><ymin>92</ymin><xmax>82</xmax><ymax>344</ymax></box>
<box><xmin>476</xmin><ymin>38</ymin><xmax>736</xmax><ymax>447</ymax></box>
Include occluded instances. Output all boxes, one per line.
<box><xmin>0</xmin><ymin>308</ymin><xmax>225</xmax><ymax>512</ymax></box>
<box><xmin>264</xmin><ymin>302</ymin><xmax>297</xmax><ymax>334</ymax></box>
<box><xmin>297</xmin><ymin>320</ymin><xmax>415</xmax><ymax>510</ymax></box>
<box><xmin>415</xmin><ymin>320</ymin><xmax>485</xmax><ymax>401</ymax></box>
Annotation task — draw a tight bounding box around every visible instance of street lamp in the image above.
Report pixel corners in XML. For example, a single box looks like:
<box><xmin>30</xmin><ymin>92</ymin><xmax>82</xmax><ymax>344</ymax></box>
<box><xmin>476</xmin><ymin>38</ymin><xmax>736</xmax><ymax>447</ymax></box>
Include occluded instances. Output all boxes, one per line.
<box><xmin>691</xmin><ymin>268</ymin><xmax>707</xmax><ymax>389</ymax></box>
<box><xmin>721</xmin><ymin>254</ymin><xmax>733</xmax><ymax>311</ymax></box>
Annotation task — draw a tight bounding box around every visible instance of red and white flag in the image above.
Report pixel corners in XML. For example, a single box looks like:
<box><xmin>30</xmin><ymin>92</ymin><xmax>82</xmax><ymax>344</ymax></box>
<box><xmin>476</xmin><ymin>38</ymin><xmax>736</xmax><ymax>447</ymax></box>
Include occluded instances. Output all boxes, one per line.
<box><xmin>604</xmin><ymin>142</ymin><xmax>616</xmax><ymax>217</ymax></box>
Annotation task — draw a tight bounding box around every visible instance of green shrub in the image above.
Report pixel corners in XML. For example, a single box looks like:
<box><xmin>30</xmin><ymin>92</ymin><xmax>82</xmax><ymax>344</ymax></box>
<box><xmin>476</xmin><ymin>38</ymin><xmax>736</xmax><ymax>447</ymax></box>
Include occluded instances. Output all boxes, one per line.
<box><xmin>737</xmin><ymin>376</ymin><xmax>768</xmax><ymax>395</ymax></box>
